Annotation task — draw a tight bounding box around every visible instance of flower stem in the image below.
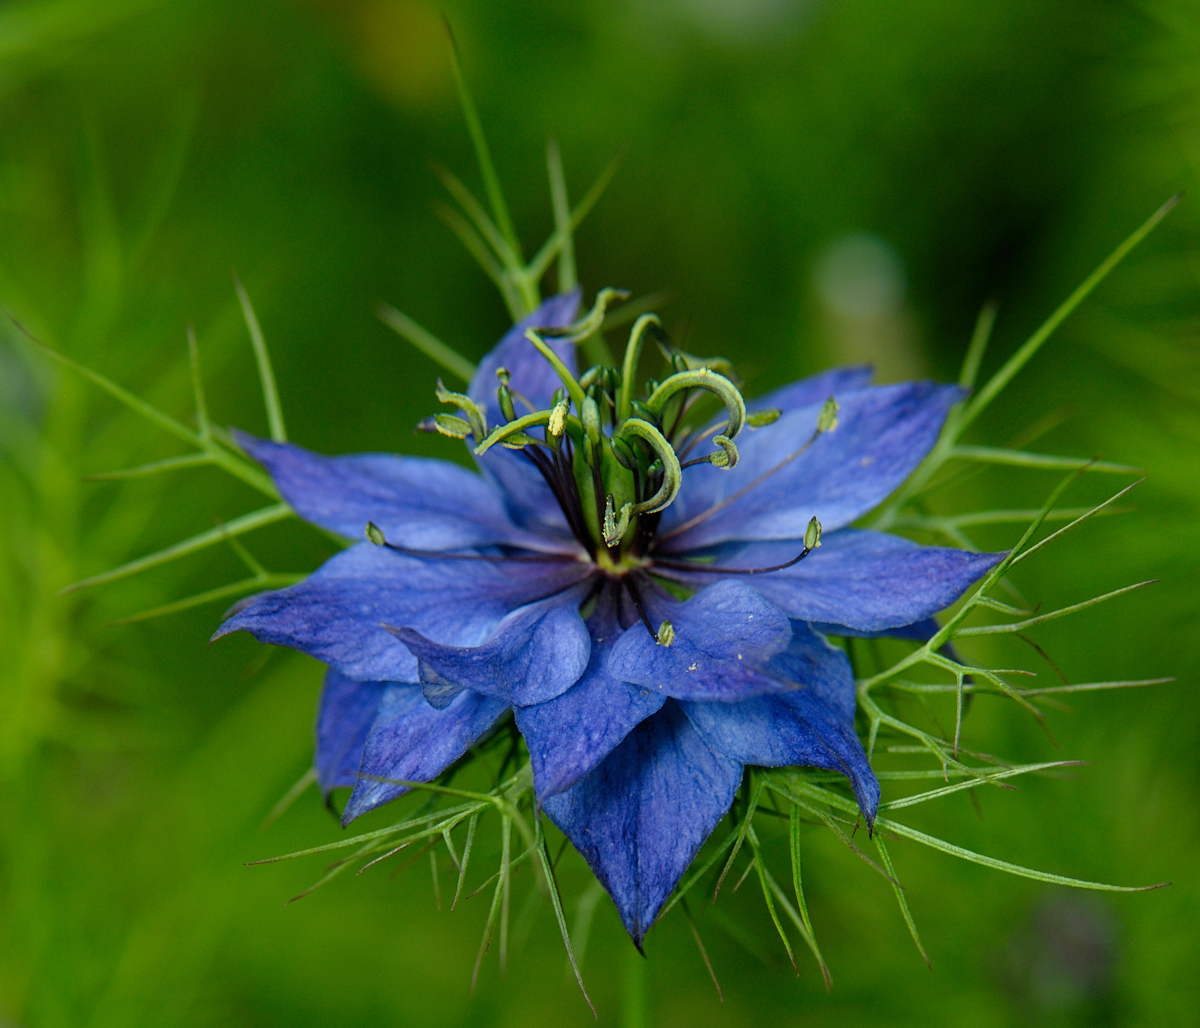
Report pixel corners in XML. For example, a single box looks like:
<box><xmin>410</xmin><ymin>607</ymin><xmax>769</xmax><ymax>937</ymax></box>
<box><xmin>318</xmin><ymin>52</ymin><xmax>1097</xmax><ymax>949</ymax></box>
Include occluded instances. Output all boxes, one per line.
<box><xmin>622</xmin><ymin>944</ymin><xmax>647</xmax><ymax>1028</ymax></box>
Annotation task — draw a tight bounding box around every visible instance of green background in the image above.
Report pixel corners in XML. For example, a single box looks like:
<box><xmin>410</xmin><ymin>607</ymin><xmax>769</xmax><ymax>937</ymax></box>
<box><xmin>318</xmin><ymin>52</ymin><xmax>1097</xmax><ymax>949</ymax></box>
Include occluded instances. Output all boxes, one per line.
<box><xmin>1</xmin><ymin>0</ymin><xmax>1197</xmax><ymax>1025</ymax></box>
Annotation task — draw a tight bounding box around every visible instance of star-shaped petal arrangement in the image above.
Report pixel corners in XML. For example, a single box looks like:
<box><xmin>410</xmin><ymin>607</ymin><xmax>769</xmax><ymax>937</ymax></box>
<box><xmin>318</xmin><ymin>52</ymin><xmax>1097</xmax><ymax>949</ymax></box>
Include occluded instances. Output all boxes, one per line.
<box><xmin>215</xmin><ymin>293</ymin><xmax>1005</xmax><ymax>945</ymax></box>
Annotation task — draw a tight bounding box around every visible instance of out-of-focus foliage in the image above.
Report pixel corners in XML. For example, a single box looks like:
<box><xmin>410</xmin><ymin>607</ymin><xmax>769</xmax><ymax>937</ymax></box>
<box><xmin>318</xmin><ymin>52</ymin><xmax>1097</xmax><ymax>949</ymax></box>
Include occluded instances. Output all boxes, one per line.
<box><xmin>0</xmin><ymin>0</ymin><xmax>1196</xmax><ymax>1024</ymax></box>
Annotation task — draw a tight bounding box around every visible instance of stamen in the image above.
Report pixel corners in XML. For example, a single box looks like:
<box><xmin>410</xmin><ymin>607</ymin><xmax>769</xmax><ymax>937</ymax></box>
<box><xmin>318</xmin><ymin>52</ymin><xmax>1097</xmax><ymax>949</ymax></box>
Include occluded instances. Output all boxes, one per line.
<box><xmin>435</xmin><ymin>378</ymin><xmax>488</xmax><ymax>440</ymax></box>
<box><xmin>653</xmin><ymin>526</ymin><xmax>821</xmax><ymax>576</ymax></box>
<box><xmin>615</xmin><ymin>418</ymin><xmax>682</xmax><ymax>515</ymax></box>
<box><xmin>653</xmin><ymin>401</ymin><xmax>840</xmax><ymax>548</ymax></box>
<box><xmin>616</xmin><ymin>314</ymin><xmax>662</xmax><ymax>422</ymax></box>
<box><xmin>363</xmin><ymin>522</ymin><xmax>573</xmax><ymax>563</ymax></box>
<box><xmin>624</xmin><ymin>571</ymin><xmax>672</xmax><ymax>644</ymax></box>
<box><xmin>644</xmin><ymin>367</ymin><xmax>746</xmax><ymax>440</ymax></box>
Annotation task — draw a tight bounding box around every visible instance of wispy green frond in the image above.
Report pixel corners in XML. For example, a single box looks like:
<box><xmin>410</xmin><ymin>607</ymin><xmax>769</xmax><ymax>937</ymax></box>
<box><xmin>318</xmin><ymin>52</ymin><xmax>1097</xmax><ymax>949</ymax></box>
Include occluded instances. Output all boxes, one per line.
<box><xmin>950</xmin><ymin>445</ymin><xmax>1140</xmax><ymax>473</ymax></box>
<box><xmin>873</xmin><ymin>835</ymin><xmax>930</xmax><ymax>968</ymax></box>
<box><xmin>377</xmin><ymin>303</ymin><xmax>477</xmax><ymax>383</ymax></box>
<box><xmin>527</xmin><ymin>150</ymin><xmax>623</xmax><ymax>282</ymax></box>
<box><xmin>879</xmin><ymin>761</ymin><xmax>1084</xmax><ymax>811</ymax></box>
<box><xmin>546</xmin><ymin>139</ymin><xmax>577</xmax><ymax>294</ymax></box>
<box><xmin>234</xmin><ymin>276</ymin><xmax>287</xmax><ymax>442</ymax></box>
<box><xmin>957</xmin><ymin>194</ymin><xmax>1180</xmax><ymax>434</ymax></box>
<box><xmin>61</xmin><ymin>502</ymin><xmax>292</xmax><ymax>594</ymax></box>
<box><xmin>442</xmin><ymin>19</ymin><xmax>523</xmax><ymax>267</ymax></box>
<box><xmin>534</xmin><ymin>819</ymin><xmax>595</xmax><ymax>1014</ymax></box>
<box><xmin>957</xmin><ymin>579</ymin><xmax>1158</xmax><ymax>636</ymax></box>
<box><xmin>110</xmin><ymin>571</ymin><xmax>302</xmax><ymax>625</ymax></box>
<box><xmin>85</xmin><ymin>453</ymin><xmax>214</xmax><ymax>481</ymax></box>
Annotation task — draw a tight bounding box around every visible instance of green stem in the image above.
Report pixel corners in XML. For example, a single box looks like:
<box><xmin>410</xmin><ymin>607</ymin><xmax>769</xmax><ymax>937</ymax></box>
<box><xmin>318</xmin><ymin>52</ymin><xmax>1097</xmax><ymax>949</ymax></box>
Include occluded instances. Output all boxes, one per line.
<box><xmin>622</xmin><ymin>943</ymin><xmax>646</xmax><ymax>1028</ymax></box>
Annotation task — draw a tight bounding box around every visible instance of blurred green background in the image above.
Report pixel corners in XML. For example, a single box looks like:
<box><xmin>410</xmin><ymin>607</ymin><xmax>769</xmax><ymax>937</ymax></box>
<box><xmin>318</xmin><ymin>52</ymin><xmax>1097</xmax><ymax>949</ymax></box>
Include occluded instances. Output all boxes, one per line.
<box><xmin>1</xmin><ymin>0</ymin><xmax>1197</xmax><ymax>1025</ymax></box>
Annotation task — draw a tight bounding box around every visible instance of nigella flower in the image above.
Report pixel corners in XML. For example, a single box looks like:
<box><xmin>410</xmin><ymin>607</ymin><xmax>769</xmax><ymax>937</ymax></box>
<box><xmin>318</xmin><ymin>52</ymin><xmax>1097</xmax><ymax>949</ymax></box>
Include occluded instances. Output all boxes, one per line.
<box><xmin>215</xmin><ymin>290</ymin><xmax>1002</xmax><ymax>945</ymax></box>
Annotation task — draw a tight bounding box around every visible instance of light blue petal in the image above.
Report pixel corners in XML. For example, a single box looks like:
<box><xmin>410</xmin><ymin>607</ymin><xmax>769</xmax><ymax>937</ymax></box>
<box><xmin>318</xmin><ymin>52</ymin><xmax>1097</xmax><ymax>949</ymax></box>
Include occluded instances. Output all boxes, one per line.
<box><xmin>662</xmin><ymin>382</ymin><xmax>964</xmax><ymax>550</ymax></box>
<box><xmin>213</xmin><ymin>543</ymin><xmax>591</xmax><ymax>682</ymax></box>
<box><xmin>389</xmin><ymin>581</ymin><xmax>594</xmax><ymax>705</ymax></box>
<box><xmin>542</xmin><ymin>701</ymin><xmax>742</xmax><ymax>946</ymax></box>
<box><xmin>341</xmin><ymin>685</ymin><xmax>508</xmax><ymax>825</ymax></box>
<box><xmin>661</xmin><ymin>529</ymin><xmax>1003</xmax><ymax>633</ymax></box>
<box><xmin>606</xmin><ymin>579</ymin><xmax>793</xmax><ymax>701</ymax></box>
<box><xmin>746</xmin><ymin>364</ymin><xmax>874</xmax><ymax>414</ymax></box>
<box><xmin>234</xmin><ymin>432</ymin><xmax>564</xmax><ymax>553</ymax></box>
<box><xmin>515</xmin><ymin>588</ymin><xmax>665</xmax><ymax>800</ymax></box>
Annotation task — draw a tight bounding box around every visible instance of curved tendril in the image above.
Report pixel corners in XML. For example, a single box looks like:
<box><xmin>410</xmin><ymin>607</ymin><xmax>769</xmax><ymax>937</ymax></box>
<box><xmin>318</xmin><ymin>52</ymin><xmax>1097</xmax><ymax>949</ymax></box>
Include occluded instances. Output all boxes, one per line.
<box><xmin>542</xmin><ymin>287</ymin><xmax>630</xmax><ymax>344</ymax></box>
<box><xmin>525</xmin><ymin>329</ymin><xmax>587</xmax><ymax>411</ymax></box>
<box><xmin>436</xmin><ymin>378</ymin><xmax>488</xmax><ymax>440</ymax></box>
<box><xmin>617</xmin><ymin>314</ymin><xmax>661</xmax><ymax>423</ymax></box>
<box><xmin>475</xmin><ymin>409</ymin><xmax>551</xmax><ymax>454</ymax></box>
<box><xmin>617</xmin><ymin>418</ymin><xmax>682</xmax><ymax>515</ymax></box>
<box><xmin>644</xmin><ymin>367</ymin><xmax>746</xmax><ymax>440</ymax></box>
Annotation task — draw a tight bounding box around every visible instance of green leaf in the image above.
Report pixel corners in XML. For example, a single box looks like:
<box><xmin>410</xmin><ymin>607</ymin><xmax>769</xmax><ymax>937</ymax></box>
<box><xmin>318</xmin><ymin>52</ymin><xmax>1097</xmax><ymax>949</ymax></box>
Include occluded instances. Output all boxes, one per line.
<box><xmin>956</xmin><ymin>579</ymin><xmax>1158</xmax><ymax>636</ymax></box>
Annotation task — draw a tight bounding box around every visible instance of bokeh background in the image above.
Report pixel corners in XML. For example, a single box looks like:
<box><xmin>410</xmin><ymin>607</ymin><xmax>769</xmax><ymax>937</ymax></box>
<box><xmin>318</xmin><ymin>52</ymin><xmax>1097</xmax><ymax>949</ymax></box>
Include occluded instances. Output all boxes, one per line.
<box><xmin>1</xmin><ymin>0</ymin><xmax>1197</xmax><ymax>1025</ymax></box>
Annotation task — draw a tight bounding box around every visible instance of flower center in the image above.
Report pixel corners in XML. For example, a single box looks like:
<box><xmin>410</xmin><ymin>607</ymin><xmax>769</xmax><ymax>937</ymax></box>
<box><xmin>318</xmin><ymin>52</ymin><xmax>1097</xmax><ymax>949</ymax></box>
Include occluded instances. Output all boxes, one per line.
<box><xmin>422</xmin><ymin>289</ymin><xmax>785</xmax><ymax>562</ymax></box>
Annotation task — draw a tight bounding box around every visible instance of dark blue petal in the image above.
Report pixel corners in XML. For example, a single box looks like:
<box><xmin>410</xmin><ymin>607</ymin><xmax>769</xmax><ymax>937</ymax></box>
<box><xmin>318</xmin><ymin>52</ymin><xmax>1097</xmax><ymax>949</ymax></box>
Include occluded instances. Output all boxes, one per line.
<box><xmin>234</xmin><ymin>433</ymin><xmax>562</xmax><ymax>553</ymax></box>
<box><xmin>341</xmin><ymin>685</ymin><xmax>508</xmax><ymax>826</ymax></box>
<box><xmin>746</xmin><ymin>365</ymin><xmax>874</xmax><ymax>414</ymax></box>
<box><xmin>542</xmin><ymin>701</ymin><xmax>743</xmax><ymax>946</ymax></box>
<box><xmin>662</xmin><ymin>382</ymin><xmax>964</xmax><ymax>550</ymax></box>
<box><xmin>469</xmin><ymin>293</ymin><xmax>581</xmax><ymax>534</ymax></box>
<box><xmin>607</xmin><ymin>579</ymin><xmax>793</xmax><ymax>701</ymax></box>
<box><xmin>664</xmin><ymin>529</ymin><xmax>1003</xmax><ymax>633</ymax></box>
<box><xmin>314</xmin><ymin>668</ymin><xmax>387</xmax><ymax>794</ymax></box>
<box><xmin>515</xmin><ymin>589</ymin><xmax>665</xmax><ymax>800</ymax></box>
<box><xmin>389</xmin><ymin>581</ymin><xmax>594</xmax><ymax>705</ymax></box>
<box><xmin>810</xmin><ymin>616</ymin><xmax>939</xmax><ymax>641</ymax></box>
<box><xmin>681</xmin><ymin>624</ymin><xmax>880</xmax><ymax>823</ymax></box>
<box><xmin>213</xmin><ymin>543</ymin><xmax>590</xmax><ymax>682</ymax></box>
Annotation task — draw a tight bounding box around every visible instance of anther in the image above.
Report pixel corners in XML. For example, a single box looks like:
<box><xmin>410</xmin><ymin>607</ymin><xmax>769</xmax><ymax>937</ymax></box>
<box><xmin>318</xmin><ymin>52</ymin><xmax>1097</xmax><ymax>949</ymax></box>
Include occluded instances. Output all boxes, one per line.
<box><xmin>365</xmin><ymin>521</ymin><xmax>386</xmax><ymax>546</ymax></box>
<box><xmin>746</xmin><ymin>407</ymin><xmax>782</xmax><ymax>428</ymax></box>
<box><xmin>804</xmin><ymin>516</ymin><xmax>823</xmax><ymax>551</ymax></box>
<box><xmin>548</xmin><ymin>399</ymin><xmax>569</xmax><ymax>438</ymax></box>
<box><xmin>817</xmin><ymin>396</ymin><xmax>839</xmax><ymax>433</ymax></box>
<box><xmin>416</xmin><ymin>413</ymin><xmax>473</xmax><ymax>439</ymax></box>
<box><xmin>656</xmin><ymin>620</ymin><xmax>675</xmax><ymax>647</ymax></box>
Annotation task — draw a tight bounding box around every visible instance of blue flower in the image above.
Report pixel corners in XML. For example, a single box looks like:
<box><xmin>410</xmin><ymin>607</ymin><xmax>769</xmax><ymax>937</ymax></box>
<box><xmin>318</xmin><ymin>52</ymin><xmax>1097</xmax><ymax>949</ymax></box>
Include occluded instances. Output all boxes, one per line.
<box><xmin>215</xmin><ymin>292</ymin><xmax>1002</xmax><ymax>945</ymax></box>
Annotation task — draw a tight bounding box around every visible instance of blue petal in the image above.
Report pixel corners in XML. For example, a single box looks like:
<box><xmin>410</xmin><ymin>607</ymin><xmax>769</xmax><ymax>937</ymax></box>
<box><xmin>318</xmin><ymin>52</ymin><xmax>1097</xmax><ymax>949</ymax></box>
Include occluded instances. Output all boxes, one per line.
<box><xmin>607</xmin><ymin>579</ymin><xmax>793</xmax><ymax>701</ymax></box>
<box><xmin>662</xmin><ymin>382</ymin><xmax>964</xmax><ymax>550</ymax></box>
<box><xmin>662</xmin><ymin>529</ymin><xmax>1003</xmax><ymax>633</ymax></box>
<box><xmin>389</xmin><ymin>581</ymin><xmax>594</xmax><ymax>706</ymax></box>
<box><xmin>213</xmin><ymin>543</ymin><xmax>591</xmax><ymax>682</ymax></box>
<box><xmin>234</xmin><ymin>433</ymin><xmax>562</xmax><ymax>552</ymax></box>
<box><xmin>468</xmin><ymin>293</ymin><xmax>581</xmax><ymax>534</ymax></box>
<box><xmin>810</xmin><ymin>616</ymin><xmax>939</xmax><ymax>641</ymax></box>
<box><xmin>515</xmin><ymin>588</ymin><xmax>665</xmax><ymax>800</ymax></box>
<box><xmin>542</xmin><ymin>701</ymin><xmax>743</xmax><ymax>945</ymax></box>
<box><xmin>341</xmin><ymin>685</ymin><xmax>509</xmax><ymax>825</ymax></box>
<box><xmin>314</xmin><ymin>668</ymin><xmax>387</xmax><ymax>794</ymax></box>
<box><xmin>469</xmin><ymin>291</ymin><xmax>581</xmax><ymax>425</ymax></box>
<box><xmin>680</xmin><ymin>624</ymin><xmax>880</xmax><ymax>823</ymax></box>
<box><xmin>746</xmin><ymin>365</ymin><xmax>874</xmax><ymax>414</ymax></box>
